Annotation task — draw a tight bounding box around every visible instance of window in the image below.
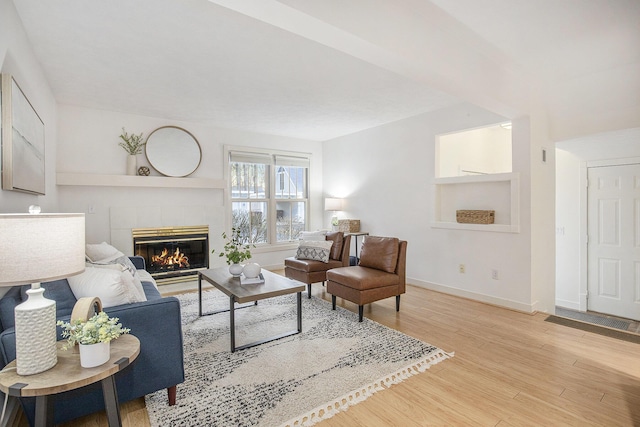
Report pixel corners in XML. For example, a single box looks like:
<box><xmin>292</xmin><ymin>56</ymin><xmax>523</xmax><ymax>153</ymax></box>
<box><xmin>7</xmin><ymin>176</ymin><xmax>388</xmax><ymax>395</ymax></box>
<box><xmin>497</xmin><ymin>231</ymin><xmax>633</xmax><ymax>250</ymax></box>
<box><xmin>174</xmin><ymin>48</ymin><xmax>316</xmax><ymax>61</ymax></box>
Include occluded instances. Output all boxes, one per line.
<box><xmin>228</xmin><ymin>149</ymin><xmax>309</xmax><ymax>245</ymax></box>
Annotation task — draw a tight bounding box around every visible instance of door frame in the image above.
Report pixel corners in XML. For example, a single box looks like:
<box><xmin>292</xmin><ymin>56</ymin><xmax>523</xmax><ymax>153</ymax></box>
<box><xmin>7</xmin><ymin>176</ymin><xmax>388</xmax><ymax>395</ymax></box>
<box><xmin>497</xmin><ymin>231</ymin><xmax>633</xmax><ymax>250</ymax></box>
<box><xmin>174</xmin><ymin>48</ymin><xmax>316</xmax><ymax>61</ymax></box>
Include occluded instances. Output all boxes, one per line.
<box><xmin>579</xmin><ymin>156</ymin><xmax>640</xmax><ymax>312</ymax></box>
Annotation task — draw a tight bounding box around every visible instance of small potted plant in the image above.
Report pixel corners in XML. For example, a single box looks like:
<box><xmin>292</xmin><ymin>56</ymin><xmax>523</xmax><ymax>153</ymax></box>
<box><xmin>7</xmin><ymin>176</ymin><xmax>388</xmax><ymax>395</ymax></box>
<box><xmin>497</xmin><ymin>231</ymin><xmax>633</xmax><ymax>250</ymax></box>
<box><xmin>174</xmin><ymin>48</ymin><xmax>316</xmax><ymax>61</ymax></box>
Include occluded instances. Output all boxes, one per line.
<box><xmin>57</xmin><ymin>312</ymin><xmax>130</xmax><ymax>368</ymax></box>
<box><xmin>118</xmin><ymin>128</ymin><xmax>145</xmax><ymax>175</ymax></box>
<box><xmin>213</xmin><ymin>228</ymin><xmax>255</xmax><ymax>276</ymax></box>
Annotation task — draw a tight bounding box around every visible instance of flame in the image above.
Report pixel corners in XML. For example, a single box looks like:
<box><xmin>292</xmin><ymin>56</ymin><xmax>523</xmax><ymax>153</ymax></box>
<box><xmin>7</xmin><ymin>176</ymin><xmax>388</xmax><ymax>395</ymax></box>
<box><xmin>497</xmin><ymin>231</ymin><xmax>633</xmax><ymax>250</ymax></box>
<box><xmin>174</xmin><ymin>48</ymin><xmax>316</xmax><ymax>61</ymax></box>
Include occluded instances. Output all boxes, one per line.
<box><xmin>151</xmin><ymin>247</ymin><xmax>190</xmax><ymax>268</ymax></box>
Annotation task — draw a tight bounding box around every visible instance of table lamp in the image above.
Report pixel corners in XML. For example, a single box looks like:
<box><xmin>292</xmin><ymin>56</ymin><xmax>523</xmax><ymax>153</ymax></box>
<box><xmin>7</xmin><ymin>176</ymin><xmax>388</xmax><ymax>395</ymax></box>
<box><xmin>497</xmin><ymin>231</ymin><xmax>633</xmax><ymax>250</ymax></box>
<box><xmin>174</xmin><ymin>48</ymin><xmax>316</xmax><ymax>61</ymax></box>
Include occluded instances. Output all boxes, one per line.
<box><xmin>324</xmin><ymin>198</ymin><xmax>343</xmax><ymax>230</ymax></box>
<box><xmin>0</xmin><ymin>212</ymin><xmax>85</xmax><ymax>375</ymax></box>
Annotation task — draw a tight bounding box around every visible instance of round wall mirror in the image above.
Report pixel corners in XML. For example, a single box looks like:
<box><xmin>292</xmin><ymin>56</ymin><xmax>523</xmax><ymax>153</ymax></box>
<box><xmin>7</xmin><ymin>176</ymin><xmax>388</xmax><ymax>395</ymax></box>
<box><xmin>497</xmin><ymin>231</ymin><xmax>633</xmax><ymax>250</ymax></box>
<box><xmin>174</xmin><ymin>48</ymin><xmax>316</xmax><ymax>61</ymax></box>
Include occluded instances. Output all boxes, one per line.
<box><xmin>145</xmin><ymin>126</ymin><xmax>202</xmax><ymax>177</ymax></box>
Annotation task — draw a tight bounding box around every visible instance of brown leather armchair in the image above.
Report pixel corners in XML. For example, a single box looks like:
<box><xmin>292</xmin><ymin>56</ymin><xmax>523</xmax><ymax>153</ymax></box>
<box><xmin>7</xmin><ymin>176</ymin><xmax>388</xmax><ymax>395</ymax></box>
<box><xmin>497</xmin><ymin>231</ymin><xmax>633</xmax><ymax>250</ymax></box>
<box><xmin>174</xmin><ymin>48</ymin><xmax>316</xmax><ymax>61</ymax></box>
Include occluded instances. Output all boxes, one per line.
<box><xmin>326</xmin><ymin>236</ymin><xmax>407</xmax><ymax>322</ymax></box>
<box><xmin>284</xmin><ymin>231</ymin><xmax>351</xmax><ymax>298</ymax></box>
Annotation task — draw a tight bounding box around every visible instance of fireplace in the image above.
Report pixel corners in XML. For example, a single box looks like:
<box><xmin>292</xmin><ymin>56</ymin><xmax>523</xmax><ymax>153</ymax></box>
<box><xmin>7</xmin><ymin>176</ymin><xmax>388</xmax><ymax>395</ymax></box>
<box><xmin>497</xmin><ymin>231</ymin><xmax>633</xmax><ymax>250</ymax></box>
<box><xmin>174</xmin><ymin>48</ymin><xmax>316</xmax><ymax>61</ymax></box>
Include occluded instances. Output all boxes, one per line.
<box><xmin>132</xmin><ymin>225</ymin><xmax>209</xmax><ymax>285</ymax></box>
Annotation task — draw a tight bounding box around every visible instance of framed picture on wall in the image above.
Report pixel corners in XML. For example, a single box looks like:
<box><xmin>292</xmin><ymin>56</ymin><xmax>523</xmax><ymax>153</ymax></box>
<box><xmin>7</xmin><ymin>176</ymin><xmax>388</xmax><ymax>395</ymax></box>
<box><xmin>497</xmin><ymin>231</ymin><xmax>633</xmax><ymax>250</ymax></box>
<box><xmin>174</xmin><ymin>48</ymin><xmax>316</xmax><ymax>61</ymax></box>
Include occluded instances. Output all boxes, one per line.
<box><xmin>1</xmin><ymin>73</ymin><xmax>45</xmax><ymax>195</ymax></box>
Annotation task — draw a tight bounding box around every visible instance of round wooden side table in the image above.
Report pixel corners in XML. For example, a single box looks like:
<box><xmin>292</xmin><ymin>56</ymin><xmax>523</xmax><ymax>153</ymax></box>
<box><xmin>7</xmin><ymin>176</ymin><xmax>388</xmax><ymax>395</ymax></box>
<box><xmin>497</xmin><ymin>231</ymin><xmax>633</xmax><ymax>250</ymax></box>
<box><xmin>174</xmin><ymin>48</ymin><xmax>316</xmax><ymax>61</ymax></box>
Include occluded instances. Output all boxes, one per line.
<box><xmin>0</xmin><ymin>334</ymin><xmax>140</xmax><ymax>427</ymax></box>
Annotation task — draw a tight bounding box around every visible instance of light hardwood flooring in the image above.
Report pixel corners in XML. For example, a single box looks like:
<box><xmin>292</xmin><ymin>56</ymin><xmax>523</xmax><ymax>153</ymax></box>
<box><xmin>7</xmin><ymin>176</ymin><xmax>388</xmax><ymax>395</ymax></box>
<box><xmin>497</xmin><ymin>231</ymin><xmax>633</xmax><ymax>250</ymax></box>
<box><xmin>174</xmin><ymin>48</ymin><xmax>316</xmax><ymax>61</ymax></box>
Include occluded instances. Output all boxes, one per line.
<box><xmin>20</xmin><ymin>278</ymin><xmax>640</xmax><ymax>426</ymax></box>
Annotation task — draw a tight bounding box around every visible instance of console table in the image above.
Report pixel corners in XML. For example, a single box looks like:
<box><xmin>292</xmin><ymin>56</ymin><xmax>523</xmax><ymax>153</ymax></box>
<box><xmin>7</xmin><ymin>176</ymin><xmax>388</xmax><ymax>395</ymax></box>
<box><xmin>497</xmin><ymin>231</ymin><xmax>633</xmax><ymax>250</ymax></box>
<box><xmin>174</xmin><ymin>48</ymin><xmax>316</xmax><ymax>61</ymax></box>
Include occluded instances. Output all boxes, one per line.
<box><xmin>0</xmin><ymin>334</ymin><xmax>140</xmax><ymax>427</ymax></box>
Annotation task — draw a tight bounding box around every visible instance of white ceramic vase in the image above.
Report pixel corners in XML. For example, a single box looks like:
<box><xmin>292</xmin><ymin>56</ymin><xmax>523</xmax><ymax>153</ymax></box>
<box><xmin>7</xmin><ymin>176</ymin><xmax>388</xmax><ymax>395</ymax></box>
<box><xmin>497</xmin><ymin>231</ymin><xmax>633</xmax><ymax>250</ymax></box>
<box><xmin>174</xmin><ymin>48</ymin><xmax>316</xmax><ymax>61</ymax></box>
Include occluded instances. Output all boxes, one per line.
<box><xmin>242</xmin><ymin>262</ymin><xmax>261</xmax><ymax>278</ymax></box>
<box><xmin>126</xmin><ymin>154</ymin><xmax>137</xmax><ymax>176</ymax></box>
<box><xmin>79</xmin><ymin>341</ymin><xmax>110</xmax><ymax>368</ymax></box>
<box><xmin>229</xmin><ymin>263</ymin><xmax>243</xmax><ymax>277</ymax></box>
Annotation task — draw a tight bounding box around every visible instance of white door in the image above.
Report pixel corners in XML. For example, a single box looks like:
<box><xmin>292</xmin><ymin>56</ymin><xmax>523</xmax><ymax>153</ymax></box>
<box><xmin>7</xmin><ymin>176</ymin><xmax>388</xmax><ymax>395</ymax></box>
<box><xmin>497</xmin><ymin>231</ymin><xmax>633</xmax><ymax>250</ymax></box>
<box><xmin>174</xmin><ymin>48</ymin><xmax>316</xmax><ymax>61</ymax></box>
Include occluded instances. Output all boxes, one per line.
<box><xmin>587</xmin><ymin>163</ymin><xmax>640</xmax><ymax>320</ymax></box>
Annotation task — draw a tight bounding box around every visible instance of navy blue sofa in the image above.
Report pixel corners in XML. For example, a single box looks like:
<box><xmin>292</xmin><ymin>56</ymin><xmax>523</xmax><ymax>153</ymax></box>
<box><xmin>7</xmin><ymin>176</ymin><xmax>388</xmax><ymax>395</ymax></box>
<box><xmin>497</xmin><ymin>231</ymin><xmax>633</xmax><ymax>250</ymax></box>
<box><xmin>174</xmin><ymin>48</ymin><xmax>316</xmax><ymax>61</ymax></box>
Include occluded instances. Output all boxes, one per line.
<box><xmin>0</xmin><ymin>256</ymin><xmax>184</xmax><ymax>426</ymax></box>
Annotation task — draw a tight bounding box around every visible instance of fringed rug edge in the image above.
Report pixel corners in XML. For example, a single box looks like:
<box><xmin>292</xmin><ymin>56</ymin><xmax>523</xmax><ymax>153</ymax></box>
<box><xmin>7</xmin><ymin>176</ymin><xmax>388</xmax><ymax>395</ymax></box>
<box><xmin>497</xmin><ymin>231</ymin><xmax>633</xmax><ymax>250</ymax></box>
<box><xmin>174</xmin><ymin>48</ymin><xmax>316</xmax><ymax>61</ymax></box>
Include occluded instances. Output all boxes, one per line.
<box><xmin>278</xmin><ymin>349</ymin><xmax>454</xmax><ymax>427</ymax></box>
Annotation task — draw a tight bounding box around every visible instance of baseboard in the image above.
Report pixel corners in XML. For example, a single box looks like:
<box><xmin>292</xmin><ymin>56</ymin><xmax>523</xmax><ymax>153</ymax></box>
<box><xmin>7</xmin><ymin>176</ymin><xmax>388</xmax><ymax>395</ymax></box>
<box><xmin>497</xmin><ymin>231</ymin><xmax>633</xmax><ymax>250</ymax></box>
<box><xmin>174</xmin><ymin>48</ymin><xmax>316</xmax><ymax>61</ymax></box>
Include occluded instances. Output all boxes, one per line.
<box><xmin>409</xmin><ymin>278</ymin><xmax>536</xmax><ymax>314</ymax></box>
<box><xmin>555</xmin><ymin>298</ymin><xmax>580</xmax><ymax>311</ymax></box>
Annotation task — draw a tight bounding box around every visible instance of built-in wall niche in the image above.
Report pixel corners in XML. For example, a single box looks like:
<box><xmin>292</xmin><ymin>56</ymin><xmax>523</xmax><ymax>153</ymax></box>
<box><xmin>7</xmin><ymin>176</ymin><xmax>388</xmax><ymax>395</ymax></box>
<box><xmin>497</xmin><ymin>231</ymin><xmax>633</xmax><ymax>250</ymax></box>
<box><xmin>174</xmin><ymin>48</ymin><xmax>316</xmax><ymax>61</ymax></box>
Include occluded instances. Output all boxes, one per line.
<box><xmin>432</xmin><ymin>173</ymin><xmax>520</xmax><ymax>233</ymax></box>
<box><xmin>436</xmin><ymin>123</ymin><xmax>512</xmax><ymax>178</ymax></box>
<box><xmin>433</xmin><ymin>123</ymin><xmax>518</xmax><ymax>233</ymax></box>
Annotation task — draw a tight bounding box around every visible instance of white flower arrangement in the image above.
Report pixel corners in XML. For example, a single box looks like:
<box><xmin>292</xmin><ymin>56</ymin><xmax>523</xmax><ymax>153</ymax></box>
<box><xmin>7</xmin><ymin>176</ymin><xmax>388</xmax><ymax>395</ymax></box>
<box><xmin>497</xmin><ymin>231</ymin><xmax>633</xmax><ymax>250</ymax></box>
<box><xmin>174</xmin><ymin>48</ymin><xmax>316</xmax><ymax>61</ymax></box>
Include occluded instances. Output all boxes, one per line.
<box><xmin>57</xmin><ymin>312</ymin><xmax>130</xmax><ymax>349</ymax></box>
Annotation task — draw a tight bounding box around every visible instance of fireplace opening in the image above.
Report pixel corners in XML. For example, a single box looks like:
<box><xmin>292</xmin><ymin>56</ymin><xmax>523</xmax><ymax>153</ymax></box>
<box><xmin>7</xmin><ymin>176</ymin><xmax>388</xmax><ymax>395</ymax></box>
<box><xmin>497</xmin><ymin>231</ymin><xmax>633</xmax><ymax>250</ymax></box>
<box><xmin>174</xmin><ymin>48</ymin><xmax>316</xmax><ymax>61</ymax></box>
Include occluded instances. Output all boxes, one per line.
<box><xmin>133</xmin><ymin>226</ymin><xmax>209</xmax><ymax>285</ymax></box>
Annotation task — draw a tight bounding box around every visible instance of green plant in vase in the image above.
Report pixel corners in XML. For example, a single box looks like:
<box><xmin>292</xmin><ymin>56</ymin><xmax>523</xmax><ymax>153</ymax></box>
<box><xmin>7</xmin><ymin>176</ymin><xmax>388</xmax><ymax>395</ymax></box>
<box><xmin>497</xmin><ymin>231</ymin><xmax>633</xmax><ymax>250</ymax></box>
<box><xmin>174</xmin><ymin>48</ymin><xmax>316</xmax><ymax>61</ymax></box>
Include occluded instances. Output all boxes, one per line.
<box><xmin>57</xmin><ymin>312</ymin><xmax>130</xmax><ymax>349</ymax></box>
<box><xmin>118</xmin><ymin>128</ymin><xmax>145</xmax><ymax>175</ymax></box>
<box><xmin>213</xmin><ymin>228</ymin><xmax>255</xmax><ymax>276</ymax></box>
<box><xmin>57</xmin><ymin>312</ymin><xmax>131</xmax><ymax>368</ymax></box>
<box><xmin>118</xmin><ymin>128</ymin><xmax>145</xmax><ymax>155</ymax></box>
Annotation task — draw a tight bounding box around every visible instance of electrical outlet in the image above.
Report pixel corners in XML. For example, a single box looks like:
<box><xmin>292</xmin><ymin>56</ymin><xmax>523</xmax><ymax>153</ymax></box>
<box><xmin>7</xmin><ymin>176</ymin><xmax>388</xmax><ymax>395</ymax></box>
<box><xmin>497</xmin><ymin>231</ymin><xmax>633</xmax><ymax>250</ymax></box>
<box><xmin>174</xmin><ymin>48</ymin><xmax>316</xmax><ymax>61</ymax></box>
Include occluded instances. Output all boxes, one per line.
<box><xmin>491</xmin><ymin>269</ymin><xmax>499</xmax><ymax>280</ymax></box>
<box><xmin>459</xmin><ymin>264</ymin><xmax>465</xmax><ymax>274</ymax></box>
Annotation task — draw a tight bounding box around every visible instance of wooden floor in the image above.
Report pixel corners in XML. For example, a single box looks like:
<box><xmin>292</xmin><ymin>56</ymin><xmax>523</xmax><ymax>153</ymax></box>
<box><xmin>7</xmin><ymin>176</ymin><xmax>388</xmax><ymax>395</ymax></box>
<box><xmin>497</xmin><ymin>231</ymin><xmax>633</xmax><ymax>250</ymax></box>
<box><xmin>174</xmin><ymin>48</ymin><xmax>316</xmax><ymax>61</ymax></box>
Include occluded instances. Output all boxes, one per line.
<box><xmin>24</xmin><ymin>280</ymin><xmax>640</xmax><ymax>426</ymax></box>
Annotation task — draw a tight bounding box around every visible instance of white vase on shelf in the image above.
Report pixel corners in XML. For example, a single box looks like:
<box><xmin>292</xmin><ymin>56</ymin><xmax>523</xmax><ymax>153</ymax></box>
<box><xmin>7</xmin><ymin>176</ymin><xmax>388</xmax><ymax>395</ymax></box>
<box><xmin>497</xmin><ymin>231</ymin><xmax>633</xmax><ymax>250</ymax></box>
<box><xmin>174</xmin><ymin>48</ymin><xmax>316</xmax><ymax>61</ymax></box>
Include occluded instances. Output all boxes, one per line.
<box><xmin>126</xmin><ymin>155</ymin><xmax>137</xmax><ymax>176</ymax></box>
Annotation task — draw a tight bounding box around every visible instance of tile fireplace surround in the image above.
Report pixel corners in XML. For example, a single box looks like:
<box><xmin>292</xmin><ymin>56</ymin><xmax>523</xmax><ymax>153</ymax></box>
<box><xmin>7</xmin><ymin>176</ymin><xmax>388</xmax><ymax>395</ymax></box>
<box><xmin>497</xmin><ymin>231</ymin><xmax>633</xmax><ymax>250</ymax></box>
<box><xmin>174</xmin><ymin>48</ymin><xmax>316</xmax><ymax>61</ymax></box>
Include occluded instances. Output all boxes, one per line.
<box><xmin>109</xmin><ymin>205</ymin><xmax>224</xmax><ymax>266</ymax></box>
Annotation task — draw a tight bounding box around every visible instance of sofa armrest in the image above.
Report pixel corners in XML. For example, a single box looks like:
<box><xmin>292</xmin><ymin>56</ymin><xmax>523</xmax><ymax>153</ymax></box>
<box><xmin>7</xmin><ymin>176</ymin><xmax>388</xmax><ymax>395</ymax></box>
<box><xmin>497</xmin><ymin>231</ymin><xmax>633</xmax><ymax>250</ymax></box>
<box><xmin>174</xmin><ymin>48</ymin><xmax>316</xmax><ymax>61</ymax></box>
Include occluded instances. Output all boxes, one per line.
<box><xmin>103</xmin><ymin>296</ymin><xmax>185</xmax><ymax>397</ymax></box>
<box><xmin>129</xmin><ymin>255</ymin><xmax>146</xmax><ymax>270</ymax></box>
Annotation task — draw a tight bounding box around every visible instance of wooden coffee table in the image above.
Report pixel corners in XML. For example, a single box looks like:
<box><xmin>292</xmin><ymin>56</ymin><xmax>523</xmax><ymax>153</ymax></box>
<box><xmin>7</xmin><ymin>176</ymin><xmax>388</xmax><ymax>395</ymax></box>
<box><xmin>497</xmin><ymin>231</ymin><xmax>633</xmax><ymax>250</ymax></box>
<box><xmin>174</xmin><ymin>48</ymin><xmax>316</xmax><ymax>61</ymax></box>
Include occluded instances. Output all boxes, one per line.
<box><xmin>198</xmin><ymin>267</ymin><xmax>305</xmax><ymax>352</ymax></box>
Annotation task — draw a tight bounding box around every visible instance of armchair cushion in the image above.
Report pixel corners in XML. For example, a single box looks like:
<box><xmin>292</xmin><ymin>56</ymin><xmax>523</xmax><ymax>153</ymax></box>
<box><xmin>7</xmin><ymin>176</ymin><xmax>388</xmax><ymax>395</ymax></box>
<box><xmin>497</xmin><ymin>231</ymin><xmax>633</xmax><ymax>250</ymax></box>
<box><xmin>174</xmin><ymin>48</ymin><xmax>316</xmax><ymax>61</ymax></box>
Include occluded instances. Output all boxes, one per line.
<box><xmin>327</xmin><ymin>266</ymin><xmax>400</xmax><ymax>290</ymax></box>
<box><xmin>325</xmin><ymin>231</ymin><xmax>344</xmax><ymax>260</ymax></box>
<box><xmin>358</xmin><ymin>236</ymin><xmax>399</xmax><ymax>273</ymax></box>
<box><xmin>285</xmin><ymin>257</ymin><xmax>344</xmax><ymax>273</ymax></box>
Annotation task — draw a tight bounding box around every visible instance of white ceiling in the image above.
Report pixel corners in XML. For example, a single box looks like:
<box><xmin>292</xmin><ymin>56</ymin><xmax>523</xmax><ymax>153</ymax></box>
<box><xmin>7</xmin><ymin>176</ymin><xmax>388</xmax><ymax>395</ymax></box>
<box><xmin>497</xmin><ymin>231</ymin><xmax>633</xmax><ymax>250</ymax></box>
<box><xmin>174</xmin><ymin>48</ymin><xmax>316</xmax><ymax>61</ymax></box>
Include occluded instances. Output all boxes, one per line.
<box><xmin>11</xmin><ymin>0</ymin><xmax>640</xmax><ymax>141</ymax></box>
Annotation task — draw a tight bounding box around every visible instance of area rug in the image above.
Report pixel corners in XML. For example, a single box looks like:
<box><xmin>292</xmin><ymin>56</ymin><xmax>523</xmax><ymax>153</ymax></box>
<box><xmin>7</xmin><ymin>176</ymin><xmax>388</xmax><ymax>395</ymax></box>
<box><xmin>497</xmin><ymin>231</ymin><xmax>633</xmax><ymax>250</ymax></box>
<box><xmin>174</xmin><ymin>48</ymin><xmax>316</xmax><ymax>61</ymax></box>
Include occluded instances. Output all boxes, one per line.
<box><xmin>145</xmin><ymin>290</ymin><xmax>452</xmax><ymax>426</ymax></box>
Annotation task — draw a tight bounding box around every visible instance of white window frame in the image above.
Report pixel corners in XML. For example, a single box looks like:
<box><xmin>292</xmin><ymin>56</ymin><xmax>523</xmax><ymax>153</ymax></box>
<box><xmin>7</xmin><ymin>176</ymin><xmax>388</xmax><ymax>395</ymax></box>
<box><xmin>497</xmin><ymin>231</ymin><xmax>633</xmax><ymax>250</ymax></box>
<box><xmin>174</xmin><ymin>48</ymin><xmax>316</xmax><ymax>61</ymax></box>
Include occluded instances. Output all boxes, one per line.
<box><xmin>224</xmin><ymin>145</ymin><xmax>311</xmax><ymax>250</ymax></box>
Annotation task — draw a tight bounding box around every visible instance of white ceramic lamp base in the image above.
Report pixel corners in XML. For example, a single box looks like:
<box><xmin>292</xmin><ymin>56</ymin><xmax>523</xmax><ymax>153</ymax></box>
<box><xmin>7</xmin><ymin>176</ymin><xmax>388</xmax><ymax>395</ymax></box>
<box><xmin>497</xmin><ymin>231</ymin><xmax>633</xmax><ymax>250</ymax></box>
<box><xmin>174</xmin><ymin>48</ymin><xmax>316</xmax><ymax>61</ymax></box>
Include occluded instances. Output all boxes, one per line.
<box><xmin>14</xmin><ymin>285</ymin><xmax>58</xmax><ymax>375</ymax></box>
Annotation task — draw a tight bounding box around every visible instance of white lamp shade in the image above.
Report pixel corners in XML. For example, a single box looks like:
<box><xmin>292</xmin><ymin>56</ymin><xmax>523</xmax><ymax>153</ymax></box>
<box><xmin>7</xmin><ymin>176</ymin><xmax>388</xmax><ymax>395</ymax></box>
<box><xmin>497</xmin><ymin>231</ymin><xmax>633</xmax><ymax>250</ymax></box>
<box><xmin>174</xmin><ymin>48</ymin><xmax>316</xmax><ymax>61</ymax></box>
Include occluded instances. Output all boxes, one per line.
<box><xmin>324</xmin><ymin>198</ymin><xmax>343</xmax><ymax>211</ymax></box>
<box><xmin>0</xmin><ymin>213</ymin><xmax>86</xmax><ymax>286</ymax></box>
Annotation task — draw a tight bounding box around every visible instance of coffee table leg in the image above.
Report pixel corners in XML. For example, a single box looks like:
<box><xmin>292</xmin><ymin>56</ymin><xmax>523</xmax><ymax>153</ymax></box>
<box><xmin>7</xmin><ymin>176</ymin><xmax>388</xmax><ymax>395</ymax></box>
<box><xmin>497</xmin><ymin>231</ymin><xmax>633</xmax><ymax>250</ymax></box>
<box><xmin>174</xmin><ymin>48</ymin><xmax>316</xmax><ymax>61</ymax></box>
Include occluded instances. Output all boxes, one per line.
<box><xmin>198</xmin><ymin>273</ymin><xmax>203</xmax><ymax>317</ymax></box>
<box><xmin>297</xmin><ymin>291</ymin><xmax>302</xmax><ymax>332</ymax></box>
<box><xmin>101</xmin><ymin>375</ymin><xmax>122</xmax><ymax>427</ymax></box>
<box><xmin>230</xmin><ymin>295</ymin><xmax>236</xmax><ymax>352</ymax></box>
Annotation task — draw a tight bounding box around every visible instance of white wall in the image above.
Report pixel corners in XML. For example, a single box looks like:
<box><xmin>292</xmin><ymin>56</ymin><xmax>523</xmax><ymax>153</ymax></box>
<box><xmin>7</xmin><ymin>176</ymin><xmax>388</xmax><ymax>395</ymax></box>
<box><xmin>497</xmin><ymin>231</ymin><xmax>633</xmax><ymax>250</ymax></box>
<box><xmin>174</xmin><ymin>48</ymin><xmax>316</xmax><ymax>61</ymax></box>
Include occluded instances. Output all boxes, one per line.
<box><xmin>0</xmin><ymin>0</ymin><xmax>59</xmax><ymax>214</ymax></box>
<box><xmin>323</xmin><ymin>103</ymin><xmax>540</xmax><ymax>312</ymax></box>
<box><xmin>56</xmin><ymin>105</ymin><xmax>323</xmax><ymax>270</ymax></box>
<box><xmin>437</xmin><ymin>125</ymin><xmax>512</xmax><ymax>177</ymax></box>
<box><xmin>555</xmin><ymin>127</ymin><xmax>640</xmax><ymax>310</ymax></box>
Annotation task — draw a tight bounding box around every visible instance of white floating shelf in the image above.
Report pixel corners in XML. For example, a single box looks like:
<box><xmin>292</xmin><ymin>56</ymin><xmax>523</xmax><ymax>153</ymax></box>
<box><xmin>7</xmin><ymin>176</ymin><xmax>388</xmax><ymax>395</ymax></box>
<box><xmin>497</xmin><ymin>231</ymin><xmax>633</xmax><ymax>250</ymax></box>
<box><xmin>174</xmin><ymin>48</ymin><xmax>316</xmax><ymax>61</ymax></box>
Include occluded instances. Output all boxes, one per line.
<box><xmin>56</xmin><ymin>173</ymin><xmax>226</xmax><ymax>189</ymax></box>
<box><xmin>430</xmin><ymin>221</ymin><xmax>519</xmax><ymax>233</ymax></box>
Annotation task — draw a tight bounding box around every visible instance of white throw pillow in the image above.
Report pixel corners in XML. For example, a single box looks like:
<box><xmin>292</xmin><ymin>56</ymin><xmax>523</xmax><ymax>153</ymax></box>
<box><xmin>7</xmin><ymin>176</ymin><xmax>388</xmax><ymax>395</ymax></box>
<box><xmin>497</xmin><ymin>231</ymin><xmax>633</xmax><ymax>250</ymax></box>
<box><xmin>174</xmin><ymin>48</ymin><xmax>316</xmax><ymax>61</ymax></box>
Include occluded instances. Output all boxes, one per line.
<box><xmin>136</xmin><ymin>270</ymin><xmax>158</xmax><ymax>289</ymax></box>
<box><xmin>85</xmin><ymin>242</ymin><xmax>124</xmax><ymax>263</ymax></box>
<box><xmin>299</xmin><ymin>231</ymin><xmax>327</xmax><ymax>241</ymax></box>
<box><xmin>68</xmin><ymin>267</ymin><xmax>146</xmax><ymax>308</ymax></box>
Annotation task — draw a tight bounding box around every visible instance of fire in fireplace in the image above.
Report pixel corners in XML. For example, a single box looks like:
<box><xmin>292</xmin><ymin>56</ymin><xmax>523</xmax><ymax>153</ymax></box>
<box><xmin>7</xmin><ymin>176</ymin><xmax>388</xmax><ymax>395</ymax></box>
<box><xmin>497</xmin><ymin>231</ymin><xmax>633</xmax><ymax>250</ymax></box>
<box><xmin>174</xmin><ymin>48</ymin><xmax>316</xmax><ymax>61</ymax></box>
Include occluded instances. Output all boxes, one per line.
<box><xmin>132</xmin><ymin>225</ymin><xmax>209</xmax><ymax>285</ymax></box>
